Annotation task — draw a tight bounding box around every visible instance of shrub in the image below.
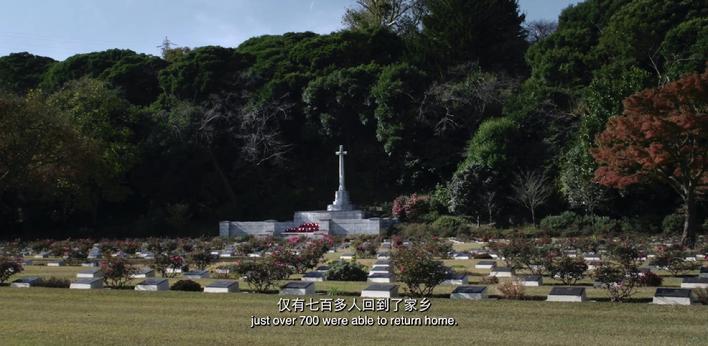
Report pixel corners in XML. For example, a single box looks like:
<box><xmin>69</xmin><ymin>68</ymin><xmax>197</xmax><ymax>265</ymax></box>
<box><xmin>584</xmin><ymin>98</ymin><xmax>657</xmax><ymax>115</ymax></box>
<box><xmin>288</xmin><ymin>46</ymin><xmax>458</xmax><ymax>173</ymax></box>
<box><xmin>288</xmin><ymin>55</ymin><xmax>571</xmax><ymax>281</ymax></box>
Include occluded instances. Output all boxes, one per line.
<box><xmin>662</xmin><ymin>213</ymin><xmax>685</xmax><ymax>234</ymax></box>
<box><xmin>431</xmin><ymin>215</ymin><xmax>468</xmax><ymax>237</ymax></box>
<box><xmin>351</xmin><ymin>236</ymin><xmax>380</xmax><ymax>258</ymax></box>
<box><xmin>171</xmin><ymin>279</ymin><xmax>202</xmax><ymax>292</ymax></box>
<box><xmin>638</xmin><ymin>272</ymin><xmax>663</xmax><ymax>287</ymax></box>
<box><xmin>326</xmin><ymin>261</ymin><xmax>368</xmax><ymax>281</ymax></box>
<box><xmin>592</xmin><ymin>262</ymin><xmax>639</xmax><ymax>302</ymax></box>
<box><xmin>188</xmin><ymin>250</ymin><xmax>214</xmax><ymax>270</ymax></box>
<box><xmin>547</xmin><ymin>256</ymin><xmax>588</xmax><ymax>285</ymax></box>
<box><xmin>694</xmin><ymin>288</ymin><xmax>708</xmax><ymax>305</ymax></box>
<box><xmin>35</xmin><ymin>277</ymin><xmax>70</xmax><ymax>288</ymax></box>
<box><xmin>497</xmin><ymin>279</ymin><xmax>525</xmax><ymax>300</ymax></box>
<box><xmin>652</xmin><ymin>245</ymin><xmax>699</xmax><ymax>276</ymax></box>
<box><xmin>540</xmin><ymin>212</ymin><xmax>621</xmax><ymax>236</ymax></box>
<box><xmin>392</xmin><ymin>246</ymin><xmax>449</xmax><ymax>297</ymax></box>
<box><xmin>101</xmin><ymin>257</ymin><xmax>137</xmax><ymax>288</ymax></box>
<box><xmin>234</xmin><ymin>259</ymin><xmax>289</xmax><ymax>293</ymax></box>
<box><xmin>392</xmin><ymin>194</ymin><xmax>430</xmax><ymax>222</ymax></box>
<box><xmin>480</xmin><ymin>276</ymin><xmax>498</xmax><ymax>284</ymax></box>
<box><xmin>540</xmin><ymin>211</ymin><xmax>579</xmax><ymax>234</ymax></box>
<box><xmin>421</xmin><ymin>237</ymin><xmax>453</xmax><ymax>258</ymax></box>
<box><xmin>152</xmin><ymin>254</ymin><xmax>187</xmax><ymax>278</ymax></box>
<box><xmin>0</xmin><ymin>257</ymin><xmax>23</xmax><ymax>284</ymax></box>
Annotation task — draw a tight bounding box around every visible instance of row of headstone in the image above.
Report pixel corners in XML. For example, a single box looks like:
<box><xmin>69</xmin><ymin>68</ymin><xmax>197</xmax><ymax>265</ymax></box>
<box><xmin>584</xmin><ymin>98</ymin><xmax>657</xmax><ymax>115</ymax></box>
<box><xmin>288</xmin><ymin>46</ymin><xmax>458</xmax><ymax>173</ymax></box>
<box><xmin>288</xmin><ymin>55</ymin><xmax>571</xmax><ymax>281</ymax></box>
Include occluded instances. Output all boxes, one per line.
<box><xmin>368</xmin><ymin>259</ymin><xmax>394</xmax><ymax>283</ymax></box>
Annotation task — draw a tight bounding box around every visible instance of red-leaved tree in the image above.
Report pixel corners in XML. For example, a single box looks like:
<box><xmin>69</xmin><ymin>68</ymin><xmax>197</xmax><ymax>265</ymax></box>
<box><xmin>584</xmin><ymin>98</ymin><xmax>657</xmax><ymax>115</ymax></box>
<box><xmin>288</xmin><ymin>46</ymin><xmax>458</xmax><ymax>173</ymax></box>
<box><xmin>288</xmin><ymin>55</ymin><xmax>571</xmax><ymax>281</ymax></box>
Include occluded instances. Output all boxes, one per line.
<box><xmin>592</xmin><ymin>70</ymin><xmax>707</xmax><ymax>247</ymax></box>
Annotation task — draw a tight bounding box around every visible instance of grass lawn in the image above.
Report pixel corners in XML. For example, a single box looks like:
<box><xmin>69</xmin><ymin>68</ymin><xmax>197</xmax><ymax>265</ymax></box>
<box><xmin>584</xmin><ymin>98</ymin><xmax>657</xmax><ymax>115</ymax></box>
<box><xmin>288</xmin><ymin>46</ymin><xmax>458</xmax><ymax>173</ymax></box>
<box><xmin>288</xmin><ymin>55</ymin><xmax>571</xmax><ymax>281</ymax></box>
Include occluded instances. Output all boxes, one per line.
<box><xmin>0</xmin><ymin>287</ymin><xmax>706</xmax><ymax>345</ymax></box>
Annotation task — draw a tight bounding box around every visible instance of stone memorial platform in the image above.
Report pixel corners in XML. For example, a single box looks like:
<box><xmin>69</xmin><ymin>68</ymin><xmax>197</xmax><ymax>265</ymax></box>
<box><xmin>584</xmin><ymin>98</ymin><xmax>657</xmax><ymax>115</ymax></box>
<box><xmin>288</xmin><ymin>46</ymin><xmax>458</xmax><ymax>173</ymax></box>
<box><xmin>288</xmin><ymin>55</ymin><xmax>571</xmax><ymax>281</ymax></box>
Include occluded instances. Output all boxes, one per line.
<box><xmin>219</xmin><ymin>146</ymin><xmax>396</xmax><ymax>237</ymax></box>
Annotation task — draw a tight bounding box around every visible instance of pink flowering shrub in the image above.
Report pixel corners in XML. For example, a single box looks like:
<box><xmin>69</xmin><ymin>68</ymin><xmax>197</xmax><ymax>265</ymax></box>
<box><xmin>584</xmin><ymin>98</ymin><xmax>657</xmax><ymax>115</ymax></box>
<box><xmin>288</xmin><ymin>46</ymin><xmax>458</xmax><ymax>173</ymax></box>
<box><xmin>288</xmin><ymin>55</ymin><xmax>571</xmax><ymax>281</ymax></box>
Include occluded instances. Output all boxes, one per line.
<box><xmin>101</xmin><ymin>257</ymin><xmax>136</xmax><ymax>288</ymax></box>
<box><xmin>392</xmin><ymin>245</ymin><xmax>448</xmax><ymax>297</ymax></box>
<box><xmin>392</xmin><ymin>193</ymin><xmax>430</xmax><ymax>222</ymax></box>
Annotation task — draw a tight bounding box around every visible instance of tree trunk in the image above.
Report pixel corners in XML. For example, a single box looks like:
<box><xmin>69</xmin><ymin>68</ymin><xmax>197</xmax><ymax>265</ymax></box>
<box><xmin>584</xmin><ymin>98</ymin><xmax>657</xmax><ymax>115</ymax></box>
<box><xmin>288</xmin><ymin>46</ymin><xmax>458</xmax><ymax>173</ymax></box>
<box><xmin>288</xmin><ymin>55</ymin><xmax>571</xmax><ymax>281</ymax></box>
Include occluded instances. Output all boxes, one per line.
<box><xmin>681</xmin><ymin>193</ymin><xmax>697</xmax><ymax>248</ymax></box>
<box><xmin>530</xmin><ymin>208</ymin><xmax>536</xmax><ymax>226</ymax></box>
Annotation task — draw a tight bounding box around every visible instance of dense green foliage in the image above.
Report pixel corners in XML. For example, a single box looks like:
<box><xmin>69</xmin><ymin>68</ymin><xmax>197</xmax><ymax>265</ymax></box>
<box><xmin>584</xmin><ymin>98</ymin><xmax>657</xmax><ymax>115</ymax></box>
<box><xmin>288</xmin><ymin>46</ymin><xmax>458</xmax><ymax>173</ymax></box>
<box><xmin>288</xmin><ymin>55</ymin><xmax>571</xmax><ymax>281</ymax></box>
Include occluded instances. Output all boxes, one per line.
<box><xmin>0</xmin><ymin>0</ymin><xmax>706</xmax><ymax>238</ymax></box>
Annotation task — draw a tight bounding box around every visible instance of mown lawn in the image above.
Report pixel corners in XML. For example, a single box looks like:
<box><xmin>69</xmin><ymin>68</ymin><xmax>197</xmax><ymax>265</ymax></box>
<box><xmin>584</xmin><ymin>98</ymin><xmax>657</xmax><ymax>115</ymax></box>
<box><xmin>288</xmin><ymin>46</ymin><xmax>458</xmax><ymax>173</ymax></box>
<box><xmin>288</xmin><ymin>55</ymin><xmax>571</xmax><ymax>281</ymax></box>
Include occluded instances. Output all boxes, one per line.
<box><xmin>0</xmin><ymin>287</ymin><xmax>706</xmax><ymax>345</ymax></box>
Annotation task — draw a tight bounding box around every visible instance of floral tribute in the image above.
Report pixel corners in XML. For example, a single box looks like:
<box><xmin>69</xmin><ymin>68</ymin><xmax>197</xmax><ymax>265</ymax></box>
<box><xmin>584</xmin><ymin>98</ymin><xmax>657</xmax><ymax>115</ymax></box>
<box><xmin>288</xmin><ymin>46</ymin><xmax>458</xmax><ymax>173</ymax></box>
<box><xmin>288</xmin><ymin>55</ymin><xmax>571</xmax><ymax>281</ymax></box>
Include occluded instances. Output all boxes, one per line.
<box><xmin>284</xmin><ymin>223</ymin><xmax>320</xmax><ymax>233</ymax></box>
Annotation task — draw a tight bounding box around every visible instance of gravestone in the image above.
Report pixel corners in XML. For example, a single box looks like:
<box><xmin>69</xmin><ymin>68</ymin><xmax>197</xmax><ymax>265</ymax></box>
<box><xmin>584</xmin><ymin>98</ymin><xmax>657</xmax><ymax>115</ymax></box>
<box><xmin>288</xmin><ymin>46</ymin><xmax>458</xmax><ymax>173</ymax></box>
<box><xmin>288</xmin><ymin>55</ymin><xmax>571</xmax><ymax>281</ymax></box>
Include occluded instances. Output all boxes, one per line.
<box><xmin>652</xmin><ymin>288</ymin><xmax>694</xmax><ymax>305</ymax></box>
<box><xmin>165</xmin><ymin>267</ymin><xmax>182</xmax><ymax>274</ymax></box>
<box><xmin>547</xmin><ymin>287</ymin><xmax>586</xmax><ymax>302</ymax></box>
<box><xmin>376</xmin><ymin>252</ymin><xmax>391</xmax><ymax>260</ymax></box>
<box><xmin>361</xmin><ymin>284</ymin><xmax>398</xmax><ymax>298</ymax></box>
<box><xmin>70</xmin><ymin>277</ymin><xmax>103</xmax><ymax>290</ymax></box>
<box><xmin>130</xmin><ymin>267</ymin><xmax>156</xmax><ymax>279</ymax></box>
<box><xmin>442</xmin><ymin>273</ymin><xmax>468</xmax><ymax>285</ymax></box>
<box><xmin>450</xmin><ymin>285</ymin><xmax>487</xmax><ymax>300</ymax></box>
<box><xmin>369</xmin><ymin>266</ymin><xmax>390</xmax><ymax>275</ymax></box>
<box><xmin>367</xmin><ymin>272</ymin><xmax>395</xmax><ymax>283</ymax></box>
<box><xmin>87</xmin><ymin>248</ymin><xmax>101</xmax><ymax>259</ymax></box>
<box><xmin>77</xmin><ymin>268</ymin><xmax>103</xmax><ymax>278</ymax></box>
<box><xmin>140</xmin><ymin>251</ymin><xmax>155</xmax><ymax>260</ymax></box>
<box><xmin>280</xmin><ymin>281</ymin><xmax>315</xmax><ymax>295</ymax></box>
<box><xmin>204</xmin><ymin>280</ymin><xmax>239</xmax><ymax>293</ymax></box>
<box><xmin>374</xmin><ymin>259</ymin><xmax>390</xmax><ymax>267</ymax></box>
<box><xmin>182</xmin><ymin>270</ymin><xmax>210</xmax><ymax>279</ymax></box>
<box><xmin>453</xmin><ymin>253</ymin><xmax>470</xmax><ymax>260</ymax></box>
<box><xmin>214</xmin><ymin>267</ymin><xmax>231</xmax><ymax>275</ymax></box>
<box><xmin>34</xmin><ymin>251</ymin><xmax>49</xmax><ymax>259</ymax></box>
<box><xmin>11</xmin><ymin>277</ymin><xmax>41</xmax><ymax>288</ymax></box>
<box><xmin>489</xmin><ymin>267</ymin><xmax>514</xmax><ymax>278</ymax></box>
<box><xmin>302</xmin><ymin>271</ymin><xmax>326</xmax><ymax>282</ymax></box>
<box><xmin>315</xmin><ymin>265</ymin><xmax>330</xmax><ymax>273</ymax></box>
<box><xmin>475</xmin><ymin>260</ymin><xmax>496</xmax><ymax>270</ymax></box>
<box><xmin>135</xmin><ymin>278</ymin><xmax>170</xmax><ymax>291</ymax></box>
<box><xmin>519</xmin><ymin>275</ymin><xmax>543</xmax><ymax>287</ymax></box>
<box><xmin>47</xmin><ymin>260</ymin><xmax>64</xmax><ymax>267</ymax></box>
<box><xmin>680</xmin><ymin>277</ymin><xmax>708</xmax><ymax>289</ymax></box>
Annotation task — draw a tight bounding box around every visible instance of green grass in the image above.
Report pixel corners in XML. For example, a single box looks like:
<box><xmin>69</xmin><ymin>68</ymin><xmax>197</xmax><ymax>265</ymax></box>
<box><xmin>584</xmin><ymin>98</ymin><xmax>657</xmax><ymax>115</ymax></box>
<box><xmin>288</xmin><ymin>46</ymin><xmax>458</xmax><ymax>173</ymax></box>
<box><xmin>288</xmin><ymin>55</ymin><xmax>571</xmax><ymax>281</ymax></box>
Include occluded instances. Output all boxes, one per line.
<box><xmin>0</xmin><ymin>287</ymin><xmax>706</xmax><ymax>345</ymax></box>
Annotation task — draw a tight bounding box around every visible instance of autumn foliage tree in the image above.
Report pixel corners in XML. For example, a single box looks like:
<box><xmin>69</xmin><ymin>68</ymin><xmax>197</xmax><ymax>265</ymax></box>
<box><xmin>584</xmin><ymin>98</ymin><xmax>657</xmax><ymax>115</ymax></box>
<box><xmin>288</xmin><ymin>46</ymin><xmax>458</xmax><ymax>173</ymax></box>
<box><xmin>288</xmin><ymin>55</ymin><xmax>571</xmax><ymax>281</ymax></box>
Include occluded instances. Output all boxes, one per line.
<box><xmin>592</xmin><ymin>70</ymin><xmax>707</xmax><ymax>247</ymax></box>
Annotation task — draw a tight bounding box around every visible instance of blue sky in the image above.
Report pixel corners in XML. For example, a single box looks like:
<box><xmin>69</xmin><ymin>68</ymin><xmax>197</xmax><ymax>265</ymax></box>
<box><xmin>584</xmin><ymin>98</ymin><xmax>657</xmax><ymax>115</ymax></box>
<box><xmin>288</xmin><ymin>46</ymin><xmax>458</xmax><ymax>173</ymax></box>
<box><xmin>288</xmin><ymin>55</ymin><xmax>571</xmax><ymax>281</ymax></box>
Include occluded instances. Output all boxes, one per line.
<box><xmin>0</xmin><ymin>0</ymin><xmax>581</xmax><ymax>61</ymax></box>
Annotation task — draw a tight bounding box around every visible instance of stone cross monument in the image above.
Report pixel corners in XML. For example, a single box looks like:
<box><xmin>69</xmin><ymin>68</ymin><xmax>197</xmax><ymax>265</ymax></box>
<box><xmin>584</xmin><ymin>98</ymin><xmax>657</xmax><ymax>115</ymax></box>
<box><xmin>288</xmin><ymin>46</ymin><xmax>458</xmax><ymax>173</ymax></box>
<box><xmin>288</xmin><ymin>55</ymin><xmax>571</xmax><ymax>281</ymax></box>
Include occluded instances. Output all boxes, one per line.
<box><xmin>327</xmin><ymin>145</ymin><xmax>353</xmax><ymax>211</ymax></box>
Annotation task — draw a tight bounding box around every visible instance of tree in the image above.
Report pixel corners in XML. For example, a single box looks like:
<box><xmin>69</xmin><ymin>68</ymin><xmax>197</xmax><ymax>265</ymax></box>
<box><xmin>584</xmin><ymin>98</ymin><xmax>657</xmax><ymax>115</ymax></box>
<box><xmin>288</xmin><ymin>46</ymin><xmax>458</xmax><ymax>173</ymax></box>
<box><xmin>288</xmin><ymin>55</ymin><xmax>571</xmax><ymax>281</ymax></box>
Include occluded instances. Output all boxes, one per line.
<box><xmin>448</xmin><ymin>163</ymin><xmax>500</xmax><ymax>225</ymax></box>
<box><xmin>525</xmin><ymin>20</ymin><xmax>557</xmax><ymax>43</ymax></box>
<box><xmin>592</xmin><ymin>70</ymin><xmax>707</xmax><ymax>247</ymax></box>
<box><xmin>343</xmin><ymin>0</ymin><xmax>424</xmax><ymax>34</ymax></box>
<box><xmin>0</xmin><ymin>52</ymin><xmax>55</xmax><ymax>94</ymax></box>
<box><xmin>421</xmin><ymin>0</ymin><xmax>527</xmax><ymax>72</ymax></box>
<box><xmin>510</xmin><ymin>170</ymin><xmax>552</xmax><ymax>225</ymax></box>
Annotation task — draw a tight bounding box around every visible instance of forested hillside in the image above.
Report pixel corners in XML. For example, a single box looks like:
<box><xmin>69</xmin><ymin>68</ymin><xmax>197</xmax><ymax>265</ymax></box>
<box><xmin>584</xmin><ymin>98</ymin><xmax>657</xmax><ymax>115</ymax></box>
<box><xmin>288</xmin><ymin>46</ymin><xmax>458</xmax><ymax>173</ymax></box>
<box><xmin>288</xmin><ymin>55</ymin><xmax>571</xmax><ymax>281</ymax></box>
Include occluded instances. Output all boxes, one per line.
<box><xmin>0</xmin><ymin>0</ymin><xmax>705</xmax><ymax>241</ymax></box>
